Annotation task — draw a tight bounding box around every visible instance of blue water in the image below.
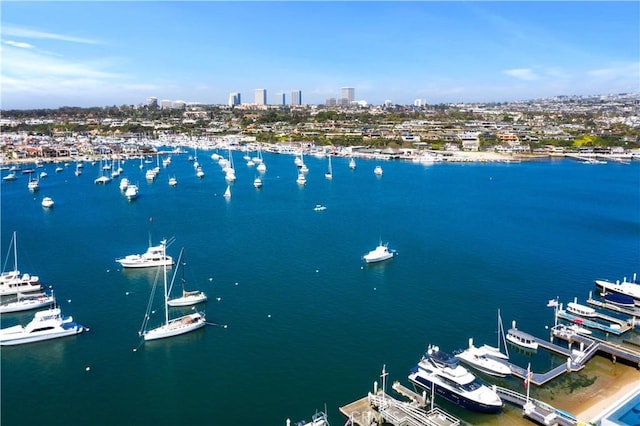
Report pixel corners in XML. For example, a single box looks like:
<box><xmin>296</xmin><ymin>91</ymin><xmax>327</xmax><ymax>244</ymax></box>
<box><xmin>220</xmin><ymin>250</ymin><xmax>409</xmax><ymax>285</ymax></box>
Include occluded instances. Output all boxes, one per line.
<box><xmin>1</xmin><ymin>153</ymin><xmax>639</xmax><ymax>425</ymax></box>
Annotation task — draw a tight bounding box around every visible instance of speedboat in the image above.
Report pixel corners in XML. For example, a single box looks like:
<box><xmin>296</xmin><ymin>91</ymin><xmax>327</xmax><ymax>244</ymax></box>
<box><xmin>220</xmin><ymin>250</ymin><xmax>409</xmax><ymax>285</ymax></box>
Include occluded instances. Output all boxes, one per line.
<box><xmin>454</xmin><ymin>339</ymin><xmax>511</xmax><ymax>377</ymax></box>
<box><xmin>115</xmin><ymin>240</ymin><xmax>174</xmax><ymax>269</ymax></box>
<box><xmin>363</xmin><ymin>242</ymin><xmax>395</xmax><ymax>263</ymax></box>
<box><xmin>313</xmin><ymin>204</ymin><xmax>327</xmax><ymax>211</ymax></box>
<box><xmin>0</xmin><ymin>306</ymin><xmax>85</xmax><ymax>345</ymax></box>
<box><xmin>119</xmin><ymin>177</ymin><xmax>130</xmax><ymax>191</ymax></box>
<box><xmin>408</xmin><ymin>345</ymin><xmax>503</xmax><ymax>413</ymax></box>
<box><xmin>0</xmin><ymin>291</ymin><xmax>55</xmax><ymax>314</ymax></box>
<box><xmin>41</xmin><ymin>197</ymin><xmax>54</xmax><ymax>208</ymax></box>
<box><xmin>291</xmin><ymin>410</ymin><xmax>329</xmax><ymax>426</ymax></box>
<box><xmin>253</xmin><ymin>177</ymin><xmax>262</xmax><ymax>188</ymax></box>
<box><xmin>374</xmin><ymin>165</ymin><xmax>383</xmax><ymax>176</ymax></box>
<box><xmin>168</xmin><ymin>177</ymin><xmax>178</xmax><ymax>187</ymax></box>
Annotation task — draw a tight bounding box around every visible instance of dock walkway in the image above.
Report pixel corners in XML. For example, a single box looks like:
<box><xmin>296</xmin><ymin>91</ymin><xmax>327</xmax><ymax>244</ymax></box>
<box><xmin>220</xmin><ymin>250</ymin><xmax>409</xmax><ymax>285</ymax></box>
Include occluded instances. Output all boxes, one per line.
<box><xmin>495</xmin><ymin>386</ymin><xmax>580</xmax><ymax>426</ymax></box>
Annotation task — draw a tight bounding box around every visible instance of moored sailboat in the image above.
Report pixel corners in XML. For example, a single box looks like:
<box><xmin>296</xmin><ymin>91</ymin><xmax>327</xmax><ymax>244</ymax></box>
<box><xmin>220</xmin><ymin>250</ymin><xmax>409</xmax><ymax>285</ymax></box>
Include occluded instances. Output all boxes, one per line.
<box><xmin>139</xmin><ymin>243</ymin><xmax>206</xmax><ymax>341</ymax></box>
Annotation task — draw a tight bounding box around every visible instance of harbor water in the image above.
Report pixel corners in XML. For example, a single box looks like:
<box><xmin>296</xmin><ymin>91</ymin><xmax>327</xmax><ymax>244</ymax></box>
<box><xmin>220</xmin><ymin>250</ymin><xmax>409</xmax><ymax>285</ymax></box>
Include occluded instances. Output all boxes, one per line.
<box><xmin>1</xmin><ymin>153</ymin><xmax>639</xmax><ymax>425</ymax></box>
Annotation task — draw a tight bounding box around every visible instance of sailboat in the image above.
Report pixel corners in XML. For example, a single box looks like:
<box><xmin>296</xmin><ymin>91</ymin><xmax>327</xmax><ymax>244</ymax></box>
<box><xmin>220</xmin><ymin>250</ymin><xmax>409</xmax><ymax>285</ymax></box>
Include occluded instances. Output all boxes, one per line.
<box><xmin>139</xmin><ymin>243</ymin><xmax>206</xmax><ymax>341</ymax></box>
<box><xmin>0</xmin><ymin>290</ymin><xmax>55</xmax><ymax>314</ymax></box>
<box><xmin>349</xmin><ymin>156</ymin><xmax>356</xmax><ymax>170</ymax></box>
<box><xmin>223</xmin><ymin>185</ymin><xmax>231</xmax><ymax>199</ymax></box>
<box><xmin>325</xmin><ymin>155</ymin><xmax>333</xmax><ymax>180</ymax></box>
<box><xmin>167</xmin><ymin>249</ymin><xmax>207</xmax><ymax>307</ymax></box>
<box><xmin>0</xmin><ymin>232</ymin><xmax>43</xmax><ymax>296</ymax></box>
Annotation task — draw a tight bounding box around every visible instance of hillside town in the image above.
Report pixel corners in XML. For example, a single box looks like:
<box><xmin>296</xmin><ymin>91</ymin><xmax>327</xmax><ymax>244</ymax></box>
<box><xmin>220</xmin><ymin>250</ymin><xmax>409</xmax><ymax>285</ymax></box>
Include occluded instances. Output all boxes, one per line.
<box><xmin>1</xmin><ymin>93</ymin><xmax>639</xmax><ymax>164</ymax></box>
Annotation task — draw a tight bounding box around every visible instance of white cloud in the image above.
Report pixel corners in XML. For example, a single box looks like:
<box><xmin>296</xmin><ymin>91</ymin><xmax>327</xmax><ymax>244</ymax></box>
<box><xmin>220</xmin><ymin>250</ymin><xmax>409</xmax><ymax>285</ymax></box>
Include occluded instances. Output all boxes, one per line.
<box><xmin>504</xmin><ymin>68</ymin><xmax>539</xmax><ymax>81</ymax></box>
<box><xmin>4</xmin><ymin>40</ymin><xmax>34</xmax><ymax>49</ymax></box>
<box><xmin>2</xmin><ymin>24</ymin><xmax>103</xmax><ymax>45</ymax></box>
<box><xmin>587</xmin><ymin>61</ymin><xmax>640</xmax><ymax>81</ymax></box>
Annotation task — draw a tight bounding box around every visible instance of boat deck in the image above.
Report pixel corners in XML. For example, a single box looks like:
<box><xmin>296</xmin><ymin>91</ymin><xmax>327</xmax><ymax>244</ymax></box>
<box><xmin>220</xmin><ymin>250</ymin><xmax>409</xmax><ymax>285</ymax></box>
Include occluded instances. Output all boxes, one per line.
<box><xmin>556</xmin><ymin>310</ymin><xmax>632</xmax><ymax>335</ymax></box>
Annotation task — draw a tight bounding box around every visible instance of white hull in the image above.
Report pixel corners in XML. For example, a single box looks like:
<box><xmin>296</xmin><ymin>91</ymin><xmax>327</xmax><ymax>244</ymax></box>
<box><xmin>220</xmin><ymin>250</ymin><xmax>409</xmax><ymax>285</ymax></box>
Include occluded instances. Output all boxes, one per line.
<box><xmin>0</xmin><ymin>282</ymin><xmax>42</xmax><ymax>296</ymax></box>
<box><xmin>143</xmin><ymin>313</ymin><xmax>206</xmax><ymax>341</ymax></box>
<box><xmin>0</xmin><ymin>307</ymin><xmax>85</xmax><ymax>346</ymax></box>
<box><xmin>455</xmin><ymin>350</ymin><xmax>511</xmax><ymax>377</ymax></box>
<box><xmin>0</xmin><ymin>325</ymin><xmax>83</xmax><ymax>345</ymax></box>
<box><xmin>167</xmin><ymin>293</ymin><xmax>207</xmax><ymax>307</ymax></box>
<box><xmin>116</xmin><ymin>257</ymin><xmax>173</xmax><ymax>268</ymax></box>
<box><xmin>363</xmin><ymin>243</ymin><xmax>395</xmax><ymax>263</ymax></box>
<box><xmin>0</xmin><ymin>294</ymin><xmax>54</xmax><ymax>313</ymax></box>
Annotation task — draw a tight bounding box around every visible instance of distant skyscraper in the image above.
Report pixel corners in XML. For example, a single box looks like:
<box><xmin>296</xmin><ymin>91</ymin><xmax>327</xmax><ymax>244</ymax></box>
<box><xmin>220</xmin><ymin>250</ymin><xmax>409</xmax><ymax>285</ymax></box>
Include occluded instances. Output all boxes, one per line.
<box><xmin>146</xmin><ymin>97</ymin><xmax>158</xmax><ymax>109</ymax></box>
<box><xmin>228</xmin><ymin>92</ymin><xmax>241</xmax><ymax>106</ymax></box>
<box><xmin>160</xmin><ymin>99</ymin><xmax>172</xmax><ymax>109</ymax></box>
<box><xmin>414</xmin><ymin>98</ymin><xmax>426</xmax><ymax>107</ymax></box>
<box><xmin>341</xmin><ymin>87</ymin><xmax>355</xmax><ymax>103</ymax></box>
<box><xmin>255</xmin><ymin>89</ymin><xmax>267</xmax><ymax>105</ymax></box>
<box><xmin>325</xmin><ymin>97</ymin><xmax>337</xmax><ymax>106</ymax></box>
<box><xmin>291</xmin><ymin>90</ymin><xmax>302</xmax><ymax>106</ymax></box>
<box><xmin>278</xmin><ymin>92</ymin><xmax>286</xmax><ymax>106</ymax></box>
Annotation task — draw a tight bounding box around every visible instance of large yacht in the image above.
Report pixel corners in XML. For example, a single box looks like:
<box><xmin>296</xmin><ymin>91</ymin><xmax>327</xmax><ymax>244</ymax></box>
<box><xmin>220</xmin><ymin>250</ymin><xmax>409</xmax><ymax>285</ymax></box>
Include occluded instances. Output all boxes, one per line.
<box><xmin>408</xmin><ymin>345</ymin><xmax>503</xmax><ymax>413</ymax></box>
<box><xmin>116</xmin><ymin>239</ymin><xmax>174</xmax><ymax>269</ymax></box>
<box><xmin>0</xmin><ymin>306</ymin><xmax>85</xmax><ymax>345</ymax></box>
<box><xmin>595</xmin><ymin>274</ymin><xmax>640</xmax><ymax>305</ymax></box>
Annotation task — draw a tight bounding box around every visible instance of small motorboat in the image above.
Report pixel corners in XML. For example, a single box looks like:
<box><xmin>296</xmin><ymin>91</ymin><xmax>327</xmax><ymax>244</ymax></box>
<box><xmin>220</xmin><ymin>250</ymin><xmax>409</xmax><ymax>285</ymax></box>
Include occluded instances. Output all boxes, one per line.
<box><xmin>363</xmin><ymin>242</ymin><xmax>395</xmax><ymax>263</ymax></box>
<box><xmin>41</xmin><ymin>197</ymin><xmax>54</xmax><ymax>208</ymax></box>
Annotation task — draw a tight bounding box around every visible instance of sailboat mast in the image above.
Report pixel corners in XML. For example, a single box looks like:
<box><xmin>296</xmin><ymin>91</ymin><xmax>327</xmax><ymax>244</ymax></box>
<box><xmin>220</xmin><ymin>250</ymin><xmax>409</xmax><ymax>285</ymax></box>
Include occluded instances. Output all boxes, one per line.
<box><xmin>163</xmin><ymin>242</ymin><xmax>169</xmax><ymax>327</ymax></box>
<box><xmin>13</xmin><ymin>231</ymin><xmax>18</xmax><ymax>272</ymax></box>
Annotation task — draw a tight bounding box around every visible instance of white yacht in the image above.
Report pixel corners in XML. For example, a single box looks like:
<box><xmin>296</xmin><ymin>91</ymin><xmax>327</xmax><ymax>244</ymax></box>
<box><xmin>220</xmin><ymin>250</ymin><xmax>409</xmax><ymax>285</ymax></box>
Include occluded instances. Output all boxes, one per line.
<box><xmin>0</xmin><ymin>306</ymin><xmax>85</xmax><ymax>345</ymax></box>
<box><xmin>168</xmin><ymin>177</ymin><xmax>178</xmax><ymax>187</ymax></box>
<box><xmin>41</xmin><ymin>197</ymin><xmax>54</xmax><ymax>208</ymax></box>
<box><xmin>374</xmin><ymin>165</ymin><xmax>383</xmax><ymax>176</ymax></box>
<box><xmin>119</xmin><ymin>177</ymin><xmax>130</xmax><ymax>191</ymax></box>
<box><xmin>363</xmin><ymin>242</ymin><xmax>395</xmax><ymax>263</ymax></box>
<box><xmin>124</xmin><ymin>184</ymin><xmax>139</xmax><ymax>201</ymax></box>
<box><xmin>27</xmin><ymin>177</ymin><xmax>40</xmax><ymax>192</ymax></box>
<box><xmin>454</xmin><ymin>338</ymin><xmax>511</xmax><ymax>377</ymax></box>
<box><xmin>506</xmin><ymin>327</ymin><xmax>538</xmax><ymax>350</ymax></box>
<box><xmin>0</xmin><ymin>232</ymin><xmax>43</xmax><ymax>296</ymax></box>
<box><xmin>0</xmin><ymin>291</ymin><xmax>55</xmax><ymax>314</ymax></box>
<box><xmin>408</xmin><ymin>345</ymin><xmax>503</xmax><ymax>413</ymax></box>
<box><xmin>296</xmin><ymin>172</ymin><xmax>306</xmax><ymax>185</ymax></box>
<box><xmin>595</xmin><ymin>274</ymin><xmax>640</xmax><ymax>305</ymax></box>
<box><xmin>566</xmin><ymin>301</ymin><xmax>597</xmax><ymax>317</ymax></box>
<box><xmin>253</xmin><ymin>177</ymin><xmax>263</xmax><ymax>188</ymax></box>
<box><xmin>116</xmin><ymin>239</ymin><xmax>174</xmax><ymax>269</ymax></box>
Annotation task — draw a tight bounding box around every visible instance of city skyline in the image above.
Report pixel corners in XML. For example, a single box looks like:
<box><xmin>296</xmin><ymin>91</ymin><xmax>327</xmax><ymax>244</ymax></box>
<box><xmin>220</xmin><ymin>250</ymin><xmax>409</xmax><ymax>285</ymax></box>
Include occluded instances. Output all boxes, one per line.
<box><xmin>1</xmin><ymin>1</ymin><xmax>638</xmax><ymax>110</ymax></box>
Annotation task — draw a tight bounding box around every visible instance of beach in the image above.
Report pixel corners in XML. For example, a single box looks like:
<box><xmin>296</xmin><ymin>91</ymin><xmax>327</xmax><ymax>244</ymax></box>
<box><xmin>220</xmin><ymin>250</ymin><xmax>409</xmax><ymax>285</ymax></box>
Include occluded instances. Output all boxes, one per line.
<box><xmin>532</xmin><ymin>356</ymin><xmax>640</xmax><ymax>423</ymax></box>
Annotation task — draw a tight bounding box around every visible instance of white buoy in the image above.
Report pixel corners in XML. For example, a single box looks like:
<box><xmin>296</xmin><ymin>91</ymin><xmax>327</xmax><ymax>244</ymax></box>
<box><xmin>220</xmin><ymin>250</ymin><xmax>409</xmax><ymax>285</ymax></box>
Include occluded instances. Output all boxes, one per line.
<box><xmin>67</xmin><ymin>299</ymin><xmax>71</xmax><ymax>303</ymax></box>
<box><xmin>85</xmin><ymin>367</ymin><xmax>90</xmax><ymax>372</ymax></box>
<box><xmin>125</xmin><ymin>292</ymin><xmax>129</xmax><ymax>296</ymax></box>
<box><xmin>267</xmin><ymin>314</ymin><xmax>271</xmax><ymax>318</ymax></box>
<box><xmin>216</xmin><ymin>297</ymin><xmax>221</xmax><ymax>301</ymax></box>
<box><xmin>209</xmin><ymin>277</ymin><xmax>213</xmax><ymax>281</ymax></box>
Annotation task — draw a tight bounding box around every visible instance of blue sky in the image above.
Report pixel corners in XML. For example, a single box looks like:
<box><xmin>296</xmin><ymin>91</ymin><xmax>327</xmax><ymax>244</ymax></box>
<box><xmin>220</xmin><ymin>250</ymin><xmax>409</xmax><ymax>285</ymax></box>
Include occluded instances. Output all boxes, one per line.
<box><xmin>2</xmin><ymin>1</ymin><xmax>638</xmax><ymax>109</ymax></box>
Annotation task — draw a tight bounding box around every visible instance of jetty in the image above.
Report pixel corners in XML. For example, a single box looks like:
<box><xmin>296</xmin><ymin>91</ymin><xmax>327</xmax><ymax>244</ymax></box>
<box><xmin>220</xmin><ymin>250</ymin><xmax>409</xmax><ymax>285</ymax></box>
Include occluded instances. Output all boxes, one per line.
<box><xmin>494</xmin><ymin>386</ymin><xmax>580</xmax><ymax>426</ymax></box>
<box><xmin>339</xmin><ymin>369</ymin><xmax>461</xmax><ymax>426</ymax></box>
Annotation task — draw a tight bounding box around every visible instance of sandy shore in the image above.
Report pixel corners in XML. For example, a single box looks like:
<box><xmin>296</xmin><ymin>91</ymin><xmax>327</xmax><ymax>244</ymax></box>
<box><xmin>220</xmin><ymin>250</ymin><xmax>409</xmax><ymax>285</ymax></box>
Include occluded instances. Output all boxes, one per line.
<box><xmin>531</xmin><ymin>356</ymin><xmax>640</xmax><ymax>424</ymax></box>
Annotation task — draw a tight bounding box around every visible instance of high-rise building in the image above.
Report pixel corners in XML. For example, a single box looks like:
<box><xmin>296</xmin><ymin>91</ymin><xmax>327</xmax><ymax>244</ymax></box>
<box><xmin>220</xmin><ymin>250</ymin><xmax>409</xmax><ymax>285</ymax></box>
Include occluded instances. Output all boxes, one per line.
<box><xmin>146</xmin><ymin>97</ymin><xmax>158</xmax><ymax>109</ymax></box>
<box><xmin>341</xmin><ymin>87</ymin><xmax>355</xmax><ymax>104</ymax></box>
<box><xmin>325</xmin><ymin>98</ymin><xmax>337</xmax><ymax>106</ymax></box>
<box><xmin>228</xmin><ymin>92</ymin><xmax>241</xmax><ymax>106</ymax></box>
<box><xmin>255</xmin><ymin>89</ymin><xmax>267</xmax><ymax>105</ymax></box>
<box><xmin>291</xmin><ymin>90</ymin><xmax>302</xmax><ymax>106</ymax></box>
<box><xmin>278</xmin><ymin>92</ymin><xmax>286</xmax><ymax>106</ymax></box>
<box><xmin>160</xmin><ymin>99</ymin><xmax>172</xmax><ymax>109</ymax></box>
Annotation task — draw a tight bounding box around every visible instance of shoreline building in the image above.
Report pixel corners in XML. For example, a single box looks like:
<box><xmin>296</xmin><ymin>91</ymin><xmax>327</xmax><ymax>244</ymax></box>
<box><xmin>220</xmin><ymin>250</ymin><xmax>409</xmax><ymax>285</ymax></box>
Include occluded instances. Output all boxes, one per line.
<box><xmin>341</xmin><ymin>87</ymin><xmax>355</xmax><ymax>105</ymax></box>
<box><xmin>255</xmin><ymin>89</ymin><xmax>267</xmax><ymax>106</ymax></box>
<box><xmin>228</xmin><ymin>92</ymin><xmax>241</xmax><ymax>106</ymax></box>
<box><xmin>291</xmin><ymin>90</ymin><xmax>302</xmax><ymax>106</ymax></box>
